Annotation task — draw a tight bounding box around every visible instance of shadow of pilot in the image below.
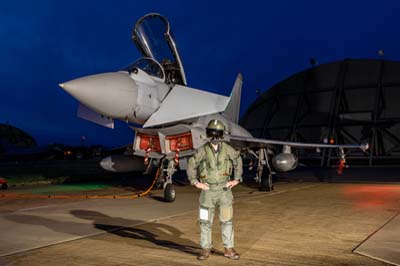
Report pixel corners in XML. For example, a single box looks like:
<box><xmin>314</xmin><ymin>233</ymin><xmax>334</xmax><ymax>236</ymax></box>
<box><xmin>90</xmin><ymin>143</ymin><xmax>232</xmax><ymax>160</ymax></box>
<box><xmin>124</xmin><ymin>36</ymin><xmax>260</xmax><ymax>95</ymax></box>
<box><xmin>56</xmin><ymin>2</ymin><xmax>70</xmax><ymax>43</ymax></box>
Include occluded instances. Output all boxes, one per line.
<box><xmin>70</xmin><ymin>210</ymin><xmax>199</xmax><ymax>256</ymax></box>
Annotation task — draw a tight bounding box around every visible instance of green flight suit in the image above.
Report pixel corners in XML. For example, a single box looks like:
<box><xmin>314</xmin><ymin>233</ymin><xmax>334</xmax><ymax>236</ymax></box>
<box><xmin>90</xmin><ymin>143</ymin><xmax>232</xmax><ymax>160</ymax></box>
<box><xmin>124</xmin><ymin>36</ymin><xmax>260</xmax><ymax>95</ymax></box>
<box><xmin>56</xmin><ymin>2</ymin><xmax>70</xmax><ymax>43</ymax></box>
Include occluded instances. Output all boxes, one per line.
<box><xmin>187</xmin><ymin>141</ymin><xmax>243</xmax><ymax>249</ymax></box>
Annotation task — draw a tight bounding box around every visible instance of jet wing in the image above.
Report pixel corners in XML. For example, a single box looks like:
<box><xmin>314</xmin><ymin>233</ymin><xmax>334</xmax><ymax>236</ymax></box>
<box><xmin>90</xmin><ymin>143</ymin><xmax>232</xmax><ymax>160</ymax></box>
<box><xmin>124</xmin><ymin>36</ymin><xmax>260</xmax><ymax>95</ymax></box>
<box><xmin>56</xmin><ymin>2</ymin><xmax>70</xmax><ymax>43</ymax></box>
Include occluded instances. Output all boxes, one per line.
<box><xmin>228</xmin><ymin>135</ymin><xmax>369</xmax><ymax>151</ymax></box>
<box><xmin>143</xmin><ymin>85</ymin><xmax>229</xmax><ymax>128</ymax></box>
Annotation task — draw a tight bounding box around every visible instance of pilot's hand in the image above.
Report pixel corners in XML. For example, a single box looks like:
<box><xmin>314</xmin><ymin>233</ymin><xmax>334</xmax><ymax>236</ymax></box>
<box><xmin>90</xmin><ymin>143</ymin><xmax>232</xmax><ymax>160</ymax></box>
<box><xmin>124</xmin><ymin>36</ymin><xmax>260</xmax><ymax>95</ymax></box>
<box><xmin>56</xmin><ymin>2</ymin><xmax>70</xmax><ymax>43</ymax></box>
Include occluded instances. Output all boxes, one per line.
<box><xmin>226</xmin><ymin>180</ymin><xmax>240</xmax><ymax>189</ymax></box>
<box><xmin>195</xmin><ymin>182</ymin><xmax>210</xmax><ymax>190</ymax></box>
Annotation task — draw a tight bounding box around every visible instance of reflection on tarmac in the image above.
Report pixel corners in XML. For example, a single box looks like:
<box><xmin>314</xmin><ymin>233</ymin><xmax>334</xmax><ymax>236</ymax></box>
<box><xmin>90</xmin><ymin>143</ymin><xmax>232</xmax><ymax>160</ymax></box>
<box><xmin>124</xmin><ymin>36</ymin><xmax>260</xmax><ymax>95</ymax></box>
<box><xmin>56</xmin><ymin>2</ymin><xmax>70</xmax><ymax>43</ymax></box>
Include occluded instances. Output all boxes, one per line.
<box><xmin>342</xmin><ymin>184</ymin><xmax>400</xmax><ymax>209</ymax></box>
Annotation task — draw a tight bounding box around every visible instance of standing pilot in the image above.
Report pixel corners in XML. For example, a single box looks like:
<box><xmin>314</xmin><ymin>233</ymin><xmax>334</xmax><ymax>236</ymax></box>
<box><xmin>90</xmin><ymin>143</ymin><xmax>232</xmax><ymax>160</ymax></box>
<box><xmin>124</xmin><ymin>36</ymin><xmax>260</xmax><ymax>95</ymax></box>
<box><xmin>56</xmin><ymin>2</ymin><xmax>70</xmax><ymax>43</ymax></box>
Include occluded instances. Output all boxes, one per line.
<box><xmin>187</xmin><ymin>119</ymin><xmax>242</xmax><ymax>260</ymax></box>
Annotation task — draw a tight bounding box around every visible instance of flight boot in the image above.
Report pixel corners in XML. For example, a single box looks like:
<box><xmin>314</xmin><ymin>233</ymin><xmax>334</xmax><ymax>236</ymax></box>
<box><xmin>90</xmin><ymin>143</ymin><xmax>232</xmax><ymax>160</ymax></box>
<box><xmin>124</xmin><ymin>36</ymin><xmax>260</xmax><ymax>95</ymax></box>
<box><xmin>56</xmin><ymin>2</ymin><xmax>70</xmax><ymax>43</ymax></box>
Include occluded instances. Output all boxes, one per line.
<box><xmin>197</xmin><ymin>248</ymin><xmax>211</xmax><ymax>260</ymax></box>
<box><xmin>224</xmin><ymin>248</ymin><xmax>240</xmax><ymax>260</ymax></box>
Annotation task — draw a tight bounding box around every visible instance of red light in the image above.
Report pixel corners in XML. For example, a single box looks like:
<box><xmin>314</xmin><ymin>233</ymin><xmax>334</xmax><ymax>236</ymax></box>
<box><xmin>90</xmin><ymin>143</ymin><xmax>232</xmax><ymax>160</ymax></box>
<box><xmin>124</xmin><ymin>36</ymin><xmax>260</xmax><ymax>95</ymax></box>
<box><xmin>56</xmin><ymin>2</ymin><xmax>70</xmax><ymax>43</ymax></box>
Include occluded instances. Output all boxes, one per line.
<box><xmin>138</xmin><ymin>134</ymin><xmax>161</xmax><ymax>152</ymax></box>
<box><xmin>329</xmin><ymin>138</ymin><xmax>335</xmax><ymax>144</ymax></box>
<box><xmin>342</xmin><ymin>185</ymin><xmax>400</xmax><ymax>209</ymax></box>
<box><xmin>166</xmin><ymin>132</ymin><xmax>193</xmax><ymax>151</ymax></box>
<box><xmin>336</xmin><ymin>159</ymin><xmax>346</xmax><ymax>175</ymax></box>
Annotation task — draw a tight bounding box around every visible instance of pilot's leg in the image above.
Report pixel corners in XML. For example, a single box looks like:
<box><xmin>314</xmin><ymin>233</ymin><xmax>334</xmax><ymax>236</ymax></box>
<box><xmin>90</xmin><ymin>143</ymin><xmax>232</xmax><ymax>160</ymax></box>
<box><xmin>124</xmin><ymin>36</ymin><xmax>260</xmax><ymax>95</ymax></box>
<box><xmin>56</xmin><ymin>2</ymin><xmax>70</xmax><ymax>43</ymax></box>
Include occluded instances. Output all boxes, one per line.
<box><xmin>198</xmin><ymin>190</ymin><xmax>215</xmax><ymax>260</ymax></box>
<box><xmin>218</xmin><ymin>189</ymin><xmax>240</xmax><ymax>260</ymax></box>
<box><xmin>199</xmin><ymin>205</ymin><xmax>215</xmax><ymax>249</ymax></box>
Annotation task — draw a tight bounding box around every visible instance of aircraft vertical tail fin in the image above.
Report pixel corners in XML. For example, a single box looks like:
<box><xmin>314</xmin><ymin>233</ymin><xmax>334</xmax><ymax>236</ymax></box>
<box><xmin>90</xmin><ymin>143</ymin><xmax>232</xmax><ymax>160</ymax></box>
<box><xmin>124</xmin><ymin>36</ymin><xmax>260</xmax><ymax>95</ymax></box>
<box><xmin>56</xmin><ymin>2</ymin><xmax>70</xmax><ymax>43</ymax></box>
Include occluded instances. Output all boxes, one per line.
<box><xmin>224</xmin><ymin>73</ymin><xmax>243</xmax><ymax>123</ymax></box>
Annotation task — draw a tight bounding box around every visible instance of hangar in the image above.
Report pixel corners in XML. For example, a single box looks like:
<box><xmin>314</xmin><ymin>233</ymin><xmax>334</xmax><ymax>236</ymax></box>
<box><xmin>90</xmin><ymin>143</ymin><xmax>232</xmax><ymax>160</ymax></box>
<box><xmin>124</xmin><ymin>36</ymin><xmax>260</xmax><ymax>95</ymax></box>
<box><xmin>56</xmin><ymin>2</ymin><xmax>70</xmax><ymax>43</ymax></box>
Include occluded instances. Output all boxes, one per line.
<box><xmin>241</xmin><ymin>59</ymin><xmax>400</xmax><ymax>166</ymax></box>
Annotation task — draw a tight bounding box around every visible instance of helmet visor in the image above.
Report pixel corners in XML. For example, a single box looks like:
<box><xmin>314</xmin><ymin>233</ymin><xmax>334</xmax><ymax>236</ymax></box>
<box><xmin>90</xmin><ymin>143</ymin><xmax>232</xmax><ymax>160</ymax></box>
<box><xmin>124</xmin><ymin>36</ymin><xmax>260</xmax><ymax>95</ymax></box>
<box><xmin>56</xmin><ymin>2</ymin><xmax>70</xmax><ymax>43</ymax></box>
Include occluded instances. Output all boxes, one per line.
<box><xmin>206</xmin><ymin>128</ymin><xmax>224</xmax><ymax>139</ymax></box>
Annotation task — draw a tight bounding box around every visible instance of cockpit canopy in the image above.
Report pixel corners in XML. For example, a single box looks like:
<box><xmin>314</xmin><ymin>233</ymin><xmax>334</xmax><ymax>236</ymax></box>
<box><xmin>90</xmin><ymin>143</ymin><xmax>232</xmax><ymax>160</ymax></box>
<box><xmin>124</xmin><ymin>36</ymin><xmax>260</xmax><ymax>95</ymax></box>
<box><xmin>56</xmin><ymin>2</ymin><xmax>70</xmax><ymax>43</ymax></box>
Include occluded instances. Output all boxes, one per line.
<box><xmin>125</xmin><ymin>58</ymin><xmax>165</xmax><ymax>80</ymax></box>
<box><xmin>132</xmin><ymin>13</ymin><xmax>187</xmax><ymax>86</ymax></box>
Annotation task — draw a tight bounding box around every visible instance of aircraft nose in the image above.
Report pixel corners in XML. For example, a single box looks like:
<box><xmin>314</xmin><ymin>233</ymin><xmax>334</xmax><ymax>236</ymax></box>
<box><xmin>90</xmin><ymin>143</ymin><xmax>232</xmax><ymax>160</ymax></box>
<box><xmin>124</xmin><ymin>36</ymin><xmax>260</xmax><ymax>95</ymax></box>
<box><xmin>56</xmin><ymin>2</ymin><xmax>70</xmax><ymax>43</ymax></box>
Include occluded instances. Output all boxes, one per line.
<box><xmin>59</xmin><ymin>72</ymin><xmax>138</xmax><ymax>120</ymax></box>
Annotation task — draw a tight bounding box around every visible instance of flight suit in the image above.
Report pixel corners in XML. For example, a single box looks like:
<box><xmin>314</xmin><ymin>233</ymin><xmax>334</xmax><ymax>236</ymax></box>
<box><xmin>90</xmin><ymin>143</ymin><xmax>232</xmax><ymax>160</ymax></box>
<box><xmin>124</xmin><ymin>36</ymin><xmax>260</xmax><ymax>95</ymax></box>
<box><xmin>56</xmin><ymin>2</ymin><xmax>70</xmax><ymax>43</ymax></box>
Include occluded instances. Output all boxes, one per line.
<box><xmin>187</xmin><ymin>141</ymin><xmax>243</xmax><ymax>249</ymax></box>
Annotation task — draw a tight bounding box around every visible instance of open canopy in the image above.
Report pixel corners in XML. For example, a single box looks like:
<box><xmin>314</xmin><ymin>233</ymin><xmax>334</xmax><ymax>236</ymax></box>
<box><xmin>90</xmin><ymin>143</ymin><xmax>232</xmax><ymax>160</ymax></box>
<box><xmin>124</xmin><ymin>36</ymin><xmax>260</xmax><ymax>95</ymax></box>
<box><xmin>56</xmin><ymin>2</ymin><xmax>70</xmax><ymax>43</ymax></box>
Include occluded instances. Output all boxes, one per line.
<box><xmin>132</xmin><ymin>13</ymin><xmax>187</xmax><ymax>85</ymax></box>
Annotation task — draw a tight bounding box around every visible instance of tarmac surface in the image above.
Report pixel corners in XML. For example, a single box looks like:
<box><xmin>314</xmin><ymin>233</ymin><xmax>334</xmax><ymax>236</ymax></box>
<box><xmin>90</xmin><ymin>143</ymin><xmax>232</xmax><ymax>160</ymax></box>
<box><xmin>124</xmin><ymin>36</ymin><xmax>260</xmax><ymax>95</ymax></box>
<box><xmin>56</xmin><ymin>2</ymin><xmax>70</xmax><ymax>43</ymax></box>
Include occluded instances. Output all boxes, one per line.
<box><xmin>1</xmin><ymin>181</ymin><xmax>399</xmax><ymax>266</ymax></box>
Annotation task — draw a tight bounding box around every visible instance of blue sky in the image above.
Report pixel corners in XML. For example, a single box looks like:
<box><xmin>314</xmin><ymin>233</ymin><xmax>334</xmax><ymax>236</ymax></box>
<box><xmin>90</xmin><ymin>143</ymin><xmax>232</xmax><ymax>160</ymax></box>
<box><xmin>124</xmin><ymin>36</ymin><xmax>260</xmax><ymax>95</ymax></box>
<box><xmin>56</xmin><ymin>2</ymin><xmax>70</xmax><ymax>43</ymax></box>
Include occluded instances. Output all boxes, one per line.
<box><xmin>1</xmin><ymin>0</ymin><xmax>399</xmax><ymax>146</ymax></box>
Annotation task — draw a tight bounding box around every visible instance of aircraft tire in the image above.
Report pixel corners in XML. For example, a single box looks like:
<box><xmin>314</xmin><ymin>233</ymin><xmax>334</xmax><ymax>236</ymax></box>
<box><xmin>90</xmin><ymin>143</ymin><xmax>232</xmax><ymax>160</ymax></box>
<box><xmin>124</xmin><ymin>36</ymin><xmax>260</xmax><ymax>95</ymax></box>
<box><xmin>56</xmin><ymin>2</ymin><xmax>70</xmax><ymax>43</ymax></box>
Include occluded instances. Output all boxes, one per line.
<box><xmin>259</xmin><ymin>168</ymin><xmax>273</xmax><ymax>192</ymax></box>
<box><xmin>164</xmin><ymin>184</ymin><xmax>176</xmax><ymax>202</ymax></box>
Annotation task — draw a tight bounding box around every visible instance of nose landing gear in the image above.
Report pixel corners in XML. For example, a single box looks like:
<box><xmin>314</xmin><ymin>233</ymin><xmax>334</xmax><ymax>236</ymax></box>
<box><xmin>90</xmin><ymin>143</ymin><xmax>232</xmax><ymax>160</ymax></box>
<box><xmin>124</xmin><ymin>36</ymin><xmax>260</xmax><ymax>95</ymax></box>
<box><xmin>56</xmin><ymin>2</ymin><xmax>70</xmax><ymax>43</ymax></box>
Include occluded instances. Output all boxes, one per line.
<box><xmin>156</xmin><ymin>159</ymin><xmax>177</xmax><ymax>202</ymax></box>
<box><xmin>164</xmin><ymin>183</ymin><xmax>176</xmax><ymax>202</ymax></box>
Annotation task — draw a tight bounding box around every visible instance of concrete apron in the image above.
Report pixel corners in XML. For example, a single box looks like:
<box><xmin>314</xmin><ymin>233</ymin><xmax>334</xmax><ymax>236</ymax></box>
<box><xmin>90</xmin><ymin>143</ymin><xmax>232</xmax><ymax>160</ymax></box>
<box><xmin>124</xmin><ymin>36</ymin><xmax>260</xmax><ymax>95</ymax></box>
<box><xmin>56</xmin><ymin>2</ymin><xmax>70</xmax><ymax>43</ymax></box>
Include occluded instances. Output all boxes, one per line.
<box><xmin>354</xmin><ymin>212</ymin><xmax>400</xmax><ymax>266</ymax></box>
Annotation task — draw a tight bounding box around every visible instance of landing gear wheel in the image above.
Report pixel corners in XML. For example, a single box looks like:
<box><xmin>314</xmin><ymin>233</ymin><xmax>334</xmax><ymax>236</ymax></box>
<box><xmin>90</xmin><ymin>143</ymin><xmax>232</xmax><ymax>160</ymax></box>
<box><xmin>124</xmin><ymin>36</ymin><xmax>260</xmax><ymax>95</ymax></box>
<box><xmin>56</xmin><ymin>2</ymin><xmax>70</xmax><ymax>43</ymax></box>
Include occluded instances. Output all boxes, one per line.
<box><xmin>1</xmin><ymin>183</ymin><xmax>8</xmax><ymax>190</ymax></box>
<box><xmin>164</xmin><ymin>184</ymin><xmax>176</xmax><ymax>202</ymax></box>
<box><xmin>259</xmin><ymin>168</ymin><xmax>274</xmax><ymax>192</ymax></box>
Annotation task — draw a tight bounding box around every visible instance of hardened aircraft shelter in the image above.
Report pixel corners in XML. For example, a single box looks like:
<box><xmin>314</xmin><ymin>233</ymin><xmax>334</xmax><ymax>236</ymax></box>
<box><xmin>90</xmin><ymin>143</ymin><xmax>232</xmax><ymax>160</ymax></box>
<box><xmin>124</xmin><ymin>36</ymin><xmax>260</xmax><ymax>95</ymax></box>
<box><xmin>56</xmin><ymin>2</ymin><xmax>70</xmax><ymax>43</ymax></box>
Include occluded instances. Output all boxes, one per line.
<box><xmin>241</xmin><ymin>59</ymin><xmax>400</xmax><ymax>166</ymax></box>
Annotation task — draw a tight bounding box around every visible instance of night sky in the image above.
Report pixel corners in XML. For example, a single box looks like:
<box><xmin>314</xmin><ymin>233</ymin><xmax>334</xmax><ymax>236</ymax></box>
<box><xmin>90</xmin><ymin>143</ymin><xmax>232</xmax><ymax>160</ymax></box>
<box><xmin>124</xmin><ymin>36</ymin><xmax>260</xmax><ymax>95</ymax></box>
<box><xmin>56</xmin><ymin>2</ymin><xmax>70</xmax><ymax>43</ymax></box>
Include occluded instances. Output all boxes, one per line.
<box><xmin>1</xmin><ymin>0</ymin><xmax>400</xmax><ymax>147</ymax></box>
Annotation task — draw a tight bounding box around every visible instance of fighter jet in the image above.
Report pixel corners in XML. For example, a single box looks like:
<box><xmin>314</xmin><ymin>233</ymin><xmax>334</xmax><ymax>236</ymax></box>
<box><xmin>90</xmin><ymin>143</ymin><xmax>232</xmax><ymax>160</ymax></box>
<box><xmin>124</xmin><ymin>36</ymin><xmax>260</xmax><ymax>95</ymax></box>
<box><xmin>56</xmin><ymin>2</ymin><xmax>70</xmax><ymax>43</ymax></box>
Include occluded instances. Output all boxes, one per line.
<box><xmin>60</xmin><ymin>13</ymin><xmax>368</xmax><ymax>202</ymax></box>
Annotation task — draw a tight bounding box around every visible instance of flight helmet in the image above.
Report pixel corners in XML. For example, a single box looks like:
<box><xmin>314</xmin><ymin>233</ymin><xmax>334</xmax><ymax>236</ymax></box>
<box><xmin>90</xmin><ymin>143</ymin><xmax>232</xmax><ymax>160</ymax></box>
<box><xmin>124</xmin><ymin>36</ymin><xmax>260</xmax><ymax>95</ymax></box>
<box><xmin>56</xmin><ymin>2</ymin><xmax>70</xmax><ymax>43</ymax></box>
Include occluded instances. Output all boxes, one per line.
<box><xmin>206</xmin><ymin>119</ymin><xmax>225</xmax><ymax>140</ymax></box>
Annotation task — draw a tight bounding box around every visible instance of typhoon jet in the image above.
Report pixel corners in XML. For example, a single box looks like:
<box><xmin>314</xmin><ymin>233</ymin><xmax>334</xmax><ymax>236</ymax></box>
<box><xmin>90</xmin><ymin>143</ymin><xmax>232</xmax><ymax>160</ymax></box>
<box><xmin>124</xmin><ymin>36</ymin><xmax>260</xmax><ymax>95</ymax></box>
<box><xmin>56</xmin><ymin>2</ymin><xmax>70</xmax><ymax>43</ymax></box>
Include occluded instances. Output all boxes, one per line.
<box><xmin>60</xmin><ymin>13</ymin><xmax>368</xmax><ymax>202</ymax></box>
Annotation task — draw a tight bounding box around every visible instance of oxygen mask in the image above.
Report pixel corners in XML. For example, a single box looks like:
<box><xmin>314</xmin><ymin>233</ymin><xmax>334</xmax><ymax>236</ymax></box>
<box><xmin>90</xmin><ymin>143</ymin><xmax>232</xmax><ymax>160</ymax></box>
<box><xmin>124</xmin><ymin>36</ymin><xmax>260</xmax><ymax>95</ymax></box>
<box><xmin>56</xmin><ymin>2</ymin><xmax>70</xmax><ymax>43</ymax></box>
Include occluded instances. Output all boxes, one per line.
<box><xmin>206</xmin><ymin>128</ymin><xmax>223</xmax><ymax>145</ymax></box>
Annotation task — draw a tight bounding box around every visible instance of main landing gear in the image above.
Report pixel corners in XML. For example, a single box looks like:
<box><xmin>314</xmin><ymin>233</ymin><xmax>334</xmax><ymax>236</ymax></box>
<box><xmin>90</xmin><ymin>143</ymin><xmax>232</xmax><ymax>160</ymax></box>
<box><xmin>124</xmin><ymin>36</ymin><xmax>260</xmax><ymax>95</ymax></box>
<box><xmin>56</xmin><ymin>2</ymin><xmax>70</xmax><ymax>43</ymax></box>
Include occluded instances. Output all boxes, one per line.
<box><xmin>254</xmin><ymin>148</ymin><xmax>274</xmax><ymax>192</ymax></box>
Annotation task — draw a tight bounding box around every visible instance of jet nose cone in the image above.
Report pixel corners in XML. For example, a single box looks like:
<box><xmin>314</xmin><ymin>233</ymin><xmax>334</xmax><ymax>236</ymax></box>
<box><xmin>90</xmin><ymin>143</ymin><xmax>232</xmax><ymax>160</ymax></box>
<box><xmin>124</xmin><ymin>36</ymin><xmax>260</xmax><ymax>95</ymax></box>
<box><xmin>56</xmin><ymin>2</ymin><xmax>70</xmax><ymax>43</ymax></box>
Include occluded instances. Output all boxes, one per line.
<box><xmin>60</xmin><ymin>72</ymin><xmax>138</xmax><ymax>120</ymax></box>
<box><xmin>59</xmin><ymin>80</ymin><xmax>81</xmax><ymax>93</ymax></box>
<box><xmin>59</xmin><ymin>80</ymin><xmax>79</xmax><ymax>95</ymax></box>
<box><xmin>60</xmin><ymin>72</ymin><xmax>134</xmax><ymax>98</ymax></box>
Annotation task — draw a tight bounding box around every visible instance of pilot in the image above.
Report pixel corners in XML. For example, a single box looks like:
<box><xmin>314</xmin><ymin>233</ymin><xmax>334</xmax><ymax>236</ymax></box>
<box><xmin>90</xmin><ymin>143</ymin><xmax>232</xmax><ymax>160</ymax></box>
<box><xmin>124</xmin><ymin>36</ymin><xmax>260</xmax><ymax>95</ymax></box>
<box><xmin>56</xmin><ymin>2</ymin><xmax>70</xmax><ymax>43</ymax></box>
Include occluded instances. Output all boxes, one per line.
<box><xmin>187</xmin><ymin>119</ymin><xmax>242</xmax><ymax>260</ymax></box>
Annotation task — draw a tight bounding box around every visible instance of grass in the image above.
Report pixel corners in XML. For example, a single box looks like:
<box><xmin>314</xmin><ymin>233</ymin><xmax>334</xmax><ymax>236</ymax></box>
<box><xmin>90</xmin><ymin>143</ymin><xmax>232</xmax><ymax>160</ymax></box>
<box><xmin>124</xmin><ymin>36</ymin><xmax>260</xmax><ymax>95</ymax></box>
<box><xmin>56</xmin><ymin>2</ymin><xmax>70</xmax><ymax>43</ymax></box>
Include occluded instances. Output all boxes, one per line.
<box><xmin>4</xmin><ymin>174</ymin><xmax>67</xmax><ymax>186</ymax></box>
<box><xmin>0</xmin><ymin>160</ymin><xmax>152</xmax><ymax>191</ymax></box>
<box><xmin>28</xmin><ymin>183</ymin><xmax>111</xmax><ymax>194</ymax></box>
<box><xmin>0</xmin><ymin>160</ymin><xmax>110</xmax><ymax>188</ymax></box>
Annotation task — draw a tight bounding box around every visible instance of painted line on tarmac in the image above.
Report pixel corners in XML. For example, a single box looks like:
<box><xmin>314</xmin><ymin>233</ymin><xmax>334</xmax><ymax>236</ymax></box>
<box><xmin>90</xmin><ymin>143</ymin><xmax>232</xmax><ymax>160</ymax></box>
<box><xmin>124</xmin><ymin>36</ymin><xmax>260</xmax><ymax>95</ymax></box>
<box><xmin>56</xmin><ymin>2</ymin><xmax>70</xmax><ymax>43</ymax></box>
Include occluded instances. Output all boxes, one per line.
<box><xmin>16</xmin><ymin>202</ymin><xmax>86</xmax><ymax>212</ymax></box>
<box><xmin>353</xmin><ymin>211</ymin><xmax>400</xmax><ymax>266</ymax></box>
<box><xmin>13</xmin><ymin>192</ymin><xmax>139</xmax><ymax>213</ymax></box>
<box><xmin>235</xmin><ymin>183</ymin><xmax>320</xmax><ymax>202</ymax></box>
<box><xmin>13</xmin><ymin>183</ymin><xmax>316</xmax><ymax>212</ymax></box>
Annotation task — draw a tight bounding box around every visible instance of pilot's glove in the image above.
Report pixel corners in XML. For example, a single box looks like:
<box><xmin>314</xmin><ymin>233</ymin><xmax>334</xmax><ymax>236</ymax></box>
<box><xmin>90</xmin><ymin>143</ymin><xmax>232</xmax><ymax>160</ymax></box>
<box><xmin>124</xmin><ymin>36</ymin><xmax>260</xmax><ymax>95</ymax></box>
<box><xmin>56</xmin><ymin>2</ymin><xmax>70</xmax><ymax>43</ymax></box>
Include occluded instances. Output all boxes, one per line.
<box><xmin>194</xmin><ymin>181</ymin><xmax>210</xmax><ymax>190</ymax></box>
<box><xmin>226</xmin><ymin>180</ymin><xmax>240</xmax><ymax>189</ymax></box>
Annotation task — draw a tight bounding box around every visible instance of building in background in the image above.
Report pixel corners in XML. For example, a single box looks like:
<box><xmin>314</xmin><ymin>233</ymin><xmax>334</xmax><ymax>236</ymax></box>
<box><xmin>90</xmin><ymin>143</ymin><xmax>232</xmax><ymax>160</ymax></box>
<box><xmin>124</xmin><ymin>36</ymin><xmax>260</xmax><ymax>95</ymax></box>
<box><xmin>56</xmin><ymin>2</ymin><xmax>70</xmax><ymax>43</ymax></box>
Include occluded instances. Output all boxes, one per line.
<box><xmin>0</xmin><ymin>123</ymin><xmax>37</xmax><ymax>152</ymax></box>
<box><xmin>241</xmin><ymin>59</ymin><xmax>400</xmax><ymax>167</ymax></box>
